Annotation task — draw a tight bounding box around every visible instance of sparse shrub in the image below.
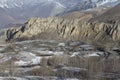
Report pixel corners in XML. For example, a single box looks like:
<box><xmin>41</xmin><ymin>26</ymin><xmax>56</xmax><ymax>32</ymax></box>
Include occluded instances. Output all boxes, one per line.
<box><xmin>47</xmin><ymin>54</ymin><xmax>69</xmax><ymax>68</ymax></box>
<box><xmin>25</xmin><ymin>67</ymin><xmax>55</xmax><ymax>76</ymax></box>
<box><xmin>86</xmin><ymin>56</ymin><xmax>101</xmax><ymax>78</ymax></box>
<box><xmin>56</xmin><ymin>68</ymin><xmax>88</xmax><ymax>79</ymax></box>
<box><xmin>40</xmin><ymin>58</ymin><xmax>48</xmax><ymax>67</ymax></box>
<box><xmin>67</xmin><ymin>56</ymin><xmax>86</xmax><ymax>68</ymax></box>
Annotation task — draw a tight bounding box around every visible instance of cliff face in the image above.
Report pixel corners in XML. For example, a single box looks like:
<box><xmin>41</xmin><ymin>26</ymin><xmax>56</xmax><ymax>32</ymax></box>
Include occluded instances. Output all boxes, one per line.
<box><xmin>4</xmin><ymin>17</ymin><xmax>120</xmax><ymax>43</ymax></box>
<box><xmin>5</xmin><ymin>17</ymin><xmax>81</xmax><ymax>42</ymax></box>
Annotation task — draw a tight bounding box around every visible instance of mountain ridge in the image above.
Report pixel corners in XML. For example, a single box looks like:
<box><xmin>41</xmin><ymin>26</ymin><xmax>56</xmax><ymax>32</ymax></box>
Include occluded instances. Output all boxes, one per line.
<box><xmin>91</xmin><ymin>3</ymin><xmax>120</xmax><ymax>22</ymax></box>
<box><xmin>2</xmin><ymin>3</ymin><xmax>120</xmax><ymax>44</ymax></box>
<box><xmin>0</xmin><ymin>0</ymin><xmax>120</xmax><ymax>28</ymax></box>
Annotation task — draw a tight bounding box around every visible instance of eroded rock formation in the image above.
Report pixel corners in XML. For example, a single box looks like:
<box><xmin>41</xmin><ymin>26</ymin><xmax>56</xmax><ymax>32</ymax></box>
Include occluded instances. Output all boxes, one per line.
<box><xmin>3</xmin><ymin>17</ymin><xmax>120</xmax><ymax>44</ymax></box>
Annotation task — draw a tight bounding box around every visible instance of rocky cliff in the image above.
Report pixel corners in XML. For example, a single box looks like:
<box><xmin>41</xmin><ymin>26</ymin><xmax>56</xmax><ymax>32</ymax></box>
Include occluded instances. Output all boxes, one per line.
<box><xmin>3</xmin><ymin>16</ymin><xmax>120</xmax><ymax>44</ymax></box>
<box><xmin>1</xmin><ymin>1</ymin><xmax>120</xmax><ymax>44</ymax></box>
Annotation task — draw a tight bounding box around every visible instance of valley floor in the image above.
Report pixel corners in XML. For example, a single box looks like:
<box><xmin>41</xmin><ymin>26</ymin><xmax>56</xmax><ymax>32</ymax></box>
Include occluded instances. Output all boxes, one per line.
<box><xmin>0</xmin><ymin>40</ymin><xmax>120</xmax><ymax>80</ymax></box>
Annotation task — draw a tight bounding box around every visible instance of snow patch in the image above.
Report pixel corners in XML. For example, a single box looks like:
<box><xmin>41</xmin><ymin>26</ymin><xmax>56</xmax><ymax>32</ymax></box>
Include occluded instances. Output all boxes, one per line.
<box><xmin>15</xmin><ymin>51</ymin><xmax>52</xmax><ymax>66</ymax></box>
<box><xmin>84</xmin><ymin>51</ymin><xmax>104</xmax><ymax>57</ymax></box>
<box><xmin>39</xmin><ymin>51</ymin><xmax>64</xmax><ymax>55</ymax></box>
<box><xmin>14</xmin><ymin>57</ymin><xmax>42</xmax><ymax>66</ymax></box>
<box><xmin>71</xmin><ymin>52</ymin><xmax>81</xmax><ymax>57</ymax></box>
<box><xmin>95</xmin><ymin>0</ymin><xmax>118</xmax><ymax>7</ymax></box>
<box><xmin>58</xmin><ymin>43</ymin><xmax>65</xmax><ymax>47</ymax></box>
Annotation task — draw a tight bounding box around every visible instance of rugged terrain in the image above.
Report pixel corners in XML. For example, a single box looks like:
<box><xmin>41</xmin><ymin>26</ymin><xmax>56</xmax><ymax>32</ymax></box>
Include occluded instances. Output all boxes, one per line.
<box><xmin>0</xmin><ymin>39</ymin><xmax>120</xmax><ymax>80</ymax></box>
<box><xmin>91</xmin><ymin>2</ymin><xmax>120</xmax><ymax>22</ymax></box>
<box><xmin>2</xmin><ymin>3</ymin><xmax>120</xmax><ymax>44</ymax></box>
<box><xmin>0</xmin><ymin>0</ymin><xmax>120</xmax><ymax>28</ymax></box>
<box><xmin>0</xmin><ymin>1</ymin><xmax>120</xmax><ymax>80</ymax></box>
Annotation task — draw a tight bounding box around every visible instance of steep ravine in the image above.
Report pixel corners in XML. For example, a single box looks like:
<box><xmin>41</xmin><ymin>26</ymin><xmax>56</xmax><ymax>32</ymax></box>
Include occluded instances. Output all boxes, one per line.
<box><xmin>3</xmin><ymin>17</ymin><xmax>120</xmax><ymax>44</ymax></box>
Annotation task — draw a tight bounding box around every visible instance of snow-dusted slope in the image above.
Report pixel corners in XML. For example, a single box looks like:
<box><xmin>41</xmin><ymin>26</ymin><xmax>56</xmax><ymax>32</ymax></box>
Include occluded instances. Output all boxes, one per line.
<box><xmin>0</xmin><ymin>0</ymin><xmax>47</xmax><ymax>8</ymax></box>
<box><xmin>63</xmin><ymin>0</ymin><xmax>120</xmax><ymax>13</ymax></box>
<box><xmin>0</xmin><ymin>0</ymin><xmax>66</xmax><ymax>28</ymax></box>
<box><xmin>0</xmin><ymin>0</ymin><xmax>119</xmax><ymax>28</ymax></box>
<box><xmin>0</xmin><ymin>0</ymin><xmax>66</xmax><ymax>9</ymax></box>
<box><xmin>0</xmin><ymin>0</ymin><xmax>119</xmax><ymax>9</ymax></box>
<box><xmin>92</xmin><ymin>0</ymin><xmax>119</xmax><ymax>7</ymax></box>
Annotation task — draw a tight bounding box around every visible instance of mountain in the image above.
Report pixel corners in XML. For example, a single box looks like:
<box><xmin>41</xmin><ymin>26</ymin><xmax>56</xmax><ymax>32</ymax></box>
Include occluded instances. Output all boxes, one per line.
<box><xmin>2</xmin><ymin>3</ymin><xmax>120</xmax><ymax>44</ymax></box>
<box><xmin>91</xmin><ymin>0</ymin><xmax>119</xmax><ymax>7</ymax></box>
<box><xmin>0</xmin><ymin>1</ymin><xmax>120</xmax><ymax>80</ymax></box>
<box><xmin>91</xmin><ymin>3</ymin><xmax>120</xmax><ymax>22</ymax></box>
<box><xmin>64</xmin><ymin>0</ymin><xmax>120</xmax><ymax>13</ymax></box>
<box><xmin>0</xmin><ymin>0</ymin><xmax>120</xmax><ymax>28</ymax></box>
<box><xmin>0</xmin><ymin>0</ymin><xmax>66</xmax><ymax>28</ymax></box>
<box><xmin>3</xmin><ymin>16</ymin><xmax>120</xmax><ymax>44</ymax></box>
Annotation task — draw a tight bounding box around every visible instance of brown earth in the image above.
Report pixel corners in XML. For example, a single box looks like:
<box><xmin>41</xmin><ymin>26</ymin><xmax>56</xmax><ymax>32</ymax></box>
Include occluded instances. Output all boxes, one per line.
<box><xmin>1</xmin><ymin>4</ymin><xmax>120</xmax><ymax>46</ymax></box>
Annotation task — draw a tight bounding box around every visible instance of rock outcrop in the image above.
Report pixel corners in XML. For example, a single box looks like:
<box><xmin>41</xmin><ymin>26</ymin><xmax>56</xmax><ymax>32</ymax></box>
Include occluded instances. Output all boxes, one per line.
<box><xmin>3</xmin><ymin>17</ymin><xmax>120</xmax><ymax>44</ymax></box>
<box><xmin>3</xmin><ymin>3</ymin><xmax>120</xmax><ymax>44</ymax></box>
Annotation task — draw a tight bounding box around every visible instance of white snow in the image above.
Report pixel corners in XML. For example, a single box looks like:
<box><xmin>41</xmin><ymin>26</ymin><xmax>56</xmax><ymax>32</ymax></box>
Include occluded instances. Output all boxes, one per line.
<box><xmin>14</xmin><ymin>57</ymin><xmax>42</xmax><ymax>66</ymax></box>
<box><xmin>33</xmin><ymin>50</ymin><xmax>64</xmax><ymax>56</ymax></box>
<box><xmin>31</xmin><ymin>57</ymin><xmax>42</xmax><ymax>65</ymax></box>
<box><xmin>0</xmin><ymin>0</ymin><xmax>119</xmax><ymax>9</ymax></box>
<box><xmin>80</xmin><ymin>45</ymin><xmax>93</xmax><ymax>48</ymax></box>
<box><xmin>15</xmin><ymin>60</ymin><xmax>29</xmax><ymax>66</ymax></box>
<box><xmin>0</xmin><ymin>0</ymin><xmax>66</xmax><ymax>9</ymax></box>
<box><xmin>39</xmin><ymin>51</ymin><xmax>63</xmax><ymax>55</ymax></box>
<box><xmin>15</xmin><ymin>51</ymin><xmax>44</xmax><ymax>66</ymax></box>
<box><xmin>84</xmin><ymin>51</ymin><xmax>104</xmax><ymax>57</ymax></box>
<box><xmin>95</xmin><ymin>0</ymin><xmax>118</xmax><ymax>7</ymax></box>
<box><xmin>84</xmin><ymin>53</ymin><xmax>99</xmax><ymax>57</ymax></box>
<box><xmin>14</xmin><ymin>51</ymin><xmax>52</xmax><ymax>66</ymax></box>
<box><xmin>58</xmin><ymin>42</ymin><xmax>65</xmax><ymax>47</ymax></box>
<box><xmin>71</xmin><ymin>52</ymin><xmax>81</xmax><ymax>57</ymax></box>
<box><xmin>15</xmin><ymin>50</ymin><xmax>63</xmax><ymax>66</ymax></box>
<box><xmin>66</xmin><ymin>78</ymin><xmax>79</xmax><ymax>80</ymax></box>
<box><xmin>54</xmin><ymin>1</ymin><xmax>66</xmax><ymax>8</ymax></box>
